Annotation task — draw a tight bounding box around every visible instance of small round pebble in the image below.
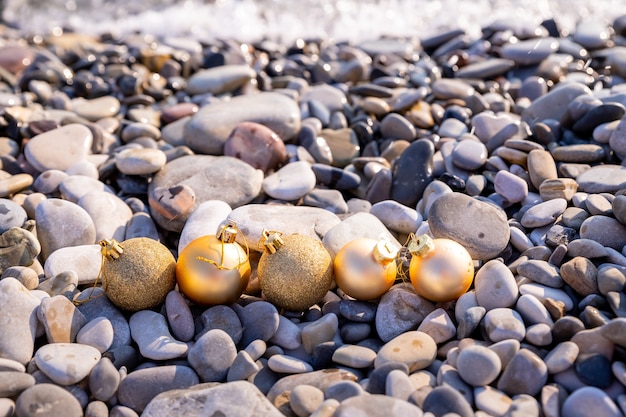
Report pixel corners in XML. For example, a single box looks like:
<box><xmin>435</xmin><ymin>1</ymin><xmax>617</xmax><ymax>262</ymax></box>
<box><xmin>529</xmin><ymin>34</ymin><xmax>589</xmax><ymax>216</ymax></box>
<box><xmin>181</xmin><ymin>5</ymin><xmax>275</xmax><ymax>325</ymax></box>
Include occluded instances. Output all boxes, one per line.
<box><xmin>457</xmin><ymin>345</ymin><xmax>502</xmax><ymax>386</ymax></box>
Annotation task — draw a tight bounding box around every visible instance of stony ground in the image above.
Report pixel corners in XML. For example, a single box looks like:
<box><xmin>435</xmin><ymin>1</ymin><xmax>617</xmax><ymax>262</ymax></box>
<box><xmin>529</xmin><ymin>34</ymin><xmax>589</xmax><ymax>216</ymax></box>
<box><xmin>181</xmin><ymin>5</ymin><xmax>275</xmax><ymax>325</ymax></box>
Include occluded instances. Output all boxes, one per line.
<box><xmin>1</xmin><ymin>13</ymin><xmax>626</xmax><ymax>417</ymax></box>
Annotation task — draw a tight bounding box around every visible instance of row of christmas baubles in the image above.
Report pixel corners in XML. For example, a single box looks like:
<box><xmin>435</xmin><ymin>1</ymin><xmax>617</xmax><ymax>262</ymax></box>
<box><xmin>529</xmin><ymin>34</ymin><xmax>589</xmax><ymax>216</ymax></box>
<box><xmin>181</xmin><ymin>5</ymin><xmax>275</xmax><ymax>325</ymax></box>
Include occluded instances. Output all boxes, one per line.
<box><xmin>95</xmin><ymin>222</ymin><xmax>475</xmax><ymax>312</ymax></box>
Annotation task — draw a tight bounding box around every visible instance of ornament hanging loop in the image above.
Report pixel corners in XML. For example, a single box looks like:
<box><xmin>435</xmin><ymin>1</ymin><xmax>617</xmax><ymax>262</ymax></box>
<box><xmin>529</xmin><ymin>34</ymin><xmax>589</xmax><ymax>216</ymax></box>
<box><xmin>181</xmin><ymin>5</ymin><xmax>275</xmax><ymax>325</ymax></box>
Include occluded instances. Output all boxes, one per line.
<box><xmin>196</xmin><ymin>220</ymin><xmax>249</xmax><ymax>271</ymax></box>
<box><xmin>259</xmin><ymin>229</ymin><xmax>284</xmax><ymax>254</ymax></box>
<box><xmin>372</xmin><ymin>238</ymin><xmax>399</xmax><ymax>266</ymax></box>
<box><xmin>73</xmin><ymin>238</ymin><xmax>123</xmax><ymax>305</ymax></box>
<box><xmin>407</xmin><ymin>233</ymin><xmax>435</xmax><ymax>257</ymax></box>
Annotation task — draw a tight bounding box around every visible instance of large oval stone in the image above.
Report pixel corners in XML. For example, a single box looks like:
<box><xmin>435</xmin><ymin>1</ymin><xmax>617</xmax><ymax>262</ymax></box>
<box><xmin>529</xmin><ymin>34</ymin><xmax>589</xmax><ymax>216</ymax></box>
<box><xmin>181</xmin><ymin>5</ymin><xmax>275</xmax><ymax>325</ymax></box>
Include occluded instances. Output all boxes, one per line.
<box><xmin>184</xmin><ymin>92</ymin><xmax>301</xmax><ymax>154</ymax></box>
<box><xmin>428</xmin><ymin>192</ymin><xmax>510</xmax><ymax>260</ymax></box>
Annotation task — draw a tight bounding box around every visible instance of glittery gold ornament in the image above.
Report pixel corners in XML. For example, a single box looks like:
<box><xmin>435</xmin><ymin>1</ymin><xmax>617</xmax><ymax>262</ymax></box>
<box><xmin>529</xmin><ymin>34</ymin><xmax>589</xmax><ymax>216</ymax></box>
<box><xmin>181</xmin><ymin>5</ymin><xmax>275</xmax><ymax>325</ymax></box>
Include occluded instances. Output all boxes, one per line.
<box><xmin>408</xmin><ymin>234</ymin><xmax>474</xmax><ymax>302</ymax></box>
<box><xmin>100</xmin><ymin>237</ymin><xmax>176</xmax><ymax>311</ymax></box>
<box><xmin>334</xmin><ymin>238</ymin><xmax>398</xmax><ymax>300</ymax></box>
<box><xmin>257</xmin><ymin>230</ymin><xmax>333</xmax><ymax>311</ymax></box>
<box><xmin>176</xmin><ymin>222</ymin><xmax>250</xmax><ymax>305</ymax></box>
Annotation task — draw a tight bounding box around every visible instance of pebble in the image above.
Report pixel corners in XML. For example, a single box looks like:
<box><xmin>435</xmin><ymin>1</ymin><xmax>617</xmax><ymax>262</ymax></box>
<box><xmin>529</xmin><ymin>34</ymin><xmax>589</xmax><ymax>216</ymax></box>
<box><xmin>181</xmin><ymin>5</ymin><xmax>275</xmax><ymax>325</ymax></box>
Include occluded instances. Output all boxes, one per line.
<box><xmin>196</xmin><ymin>304</ymin><xmax>243</xmax><ymax>345</ymax></box>
<box><xmin>457</xmin><ymin>345</ymin><xmax>502</xmax><ymax>386</ymax></box>
<box><xmin>375</xmin><ymin>284</ymin><xmax>435</xmax><ymax>343</ymax></box>
<box><xmin>333</xmin><ymin>394</ymin><xmax>424</xmax><ymax>417</ymax></box>
<box><xmin>78</xmin><ymin>191</ymin><xmax>133</xmax><ymax>242</ymax></box>
<box><xmin>517</xmin><ymin>259</ymin><xmax>563</xmax><ymax>287</ymax></box>
<box><xmin>75</xmin><ymin>287</ymin><xmax>132</xmax><ymax>349</ymax></box>
<box><xmin>164</xmin><ymin>290</ymin><xmax>195</xmax><ymax>342</ymax></box>
<box><xmin>561</xmin><ymin>386</ymin><xmax>623</xmax><ymax>417</ymax></box>
<box><xmin>519</xmin><ymin>283</ymin><xmax>575</xmax><ymax>311</ymax></box>
<box><xmin>15</xmin><ymin>383</ymin><xmax>83</xmax><ymax>417</ymax></box>
<box><xmin>184</xmin><ymin>92</ymin><xmax>300</xmax><ymax>154</ymax></box>
<box><xmin>187</xmin><ymin>329</ymin><xmax>237</xmax><ymax>382</ymax></box>
<box><xmin>117</xmin><ymin>365</ymin><xmax>200</xmax><ymax>413</ymax></box>
<box><xmin>34</xmin><ymin>343</ymin><xmax>101</xmax><ymax>385</ymax></box>
<box><xmin>475</xmin><ymin>259</ymin><xmax>519</xmax><ymax>310</ymax></box>
<box><xmin>115</xmin><ymin>148</ymin><xmax>167</xmax><ymax>175</ymax></box>
<box><xmin>332</xmin><ymin>345</ymin><xmax>377</xmax><ymax>368</ymax></box>
<box><xmin>227</xmin><ymin>350</ymin><xmax>259</xmax><ymax>381</ymax></box>
<box><xmin>224</xmin><ymin>121</ymin><xmax>287</xmax><ymax>173</ymax></box>
<box><xmin>495</xmin><ymin>170</ymin><xmax>528</xmax><ymax>203</ymax></box>
<box><xmin>520</xmin><ymin>198</ymin><xmax>568</xmax><ymax>228</ymax></box>
<box><xmin>428</xmin><ymin>192</ymin><xmax>510</xmax><ymax>260</ymax></box>
<box><xmin>148</xmin><ymin>155</ymin><xmax>263</xmax><ymax>231</ymax></box>
<box><xmin>577</xmin><ymin>165</ymin><xmax>626</xmax><ymax>193</ymax></box>
<box><xmin>516</xmin><ymin>293</ymin><xmax>553</xmax><ymax>326</ymax></box>
<box><xmin>580</xmin><ymin>215</ymin><xmax>626</xmax><ymax>250</ymax></box>
<box><xmin>289</xmin><ymin>385</ymin><xmax>325</xmax><ymax>417</ymax></box>
<box><xmin>374</xmin><ymin>331</ymin><xmax>437</xmax><ymax>372</ymax></box>
<box><xmin>483</xmin><ymin>308</ymin><xmax>526</xmax><ymax>342</ymax></box>
<box><xmin>89</xmin><ymin>357</ymin><xmax>120</xmax><ymax>401</ymax></box>
<box><xmin>37</xmin><ymin>295</ymin><xmax>86</xmax><ymax>343</ymax></box>
<box><xmin>177</xmin><ymin>199</ymin><xmax>231</xmax><ymax>255</ymax></box>
<box><xmin>186</xmin><ymin>65</ymin><xmax>256</xmax><ymax>95</ymax></box>
<box><xmin>416</xmin><ymin>308</ymin><xmax>456</xmax><ymax>344</ymax></box>
<box><xmin>497</xmin><ymin>349</ymin><xmax>548</xmax><ymax>396</ymax></box>
<box><xmin>311</xmin><ymin>163</ymin><xmax>361</xmax><ymax>190</ymax></box>
<box><xmin>267</xmin><ymin>354</ymin><xmax>314</xmax><ymax>373</ymax></box>
<box><xmin>474</xmin><ymin>385</ymin><xmax>514</xmax><ymax>417</ymax></box>
<box><xmin>129</xmin><ymin>310</ymin><xmax>188</xmax><ymax>360</ymax></box>
<box><xmin>43</xmin><ymin>244</ymin><xmax>100</xmax><ymax>285</ymax></box>
<box><xmin>24</xmin><ymin>124</ymin><xmax>92</xmax><ymax>172</ymax></box>
<box><xmin>0</xmin><ymin>198</ymin><xmax>26</xmax><ymax>233</ymax></box>
<box><xmin>35</xmin><ymin>198</ymin><xmax>96</xmax><ymax>259</ymax></box>
<box><xmin>303</xmin><ymin>188</ymin><xmax>348</xmax><ymax>213</ymax></box>
<box><xmin>302</xmin><ymin>313</ymin><xmax>338</xmax><ymax>354</ymax></box>
<box><xmin>370</xmin><ymin>200</ymin><xmax>421</xmax><ymax>234</ymax></box>
<box><xmin>0</xmin><ymin>278</ymin><xmax>42</xmax><ymax>364</ymax></box>
<box><xmin>71</xmin><ymin>96</ymin><xmax>120</xmax><ymax>121</ymax></box>
<box><xmin>77</xmin><ymin>317</ymin><xmax>114</xmax><ymax>353</ymax></box>
<box><xmin>142</xmin><ymin>380</ymin><xmax>284</xmax><ymax>417</ymax></box>
<box><xmin>0</xmin><ymin>226</ymin><xmax>40</xmax><ymax>275</ymax></box>
<box><xmin>390</xmin><ymin>139</ymin><xmax>434</xmax><ymax>207</ymax></box>
<box><xmin>452</xmin><ymin>139</ymin><xmax>488</xmax><ymax>171</ymax></box>
<box><xmin>238</xmin><ymin>301</ymin><xmax>280</xmax><ymax>347</ymax></box>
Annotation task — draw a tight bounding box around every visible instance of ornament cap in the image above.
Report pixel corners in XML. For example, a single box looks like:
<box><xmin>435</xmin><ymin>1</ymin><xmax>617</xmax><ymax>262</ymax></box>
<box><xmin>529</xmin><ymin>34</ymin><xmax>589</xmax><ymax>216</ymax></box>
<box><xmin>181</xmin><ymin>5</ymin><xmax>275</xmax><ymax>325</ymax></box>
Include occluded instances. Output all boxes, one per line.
<box><xmin>407</xmin><ymin>234</ymin><xmax>435</xmax><ymax>257</ymax></box>
<box><xmin>372</xmin><ymin>239</ymin><xmax>399</xmax><ymax>265</ymax></box>
<box><xmin>261</xmin><ymin>229</ymin><xmax>285</xmax><ymax>254</ymax></box>
<box><xmin>99</xmin><ymin>239</ymin><xmax>124</xmax><ymax>261</ymax></box>
<box><xmin>217</xmin><ymin>221</ymin><xmax>238</xmax><ymax>244</ymax></box>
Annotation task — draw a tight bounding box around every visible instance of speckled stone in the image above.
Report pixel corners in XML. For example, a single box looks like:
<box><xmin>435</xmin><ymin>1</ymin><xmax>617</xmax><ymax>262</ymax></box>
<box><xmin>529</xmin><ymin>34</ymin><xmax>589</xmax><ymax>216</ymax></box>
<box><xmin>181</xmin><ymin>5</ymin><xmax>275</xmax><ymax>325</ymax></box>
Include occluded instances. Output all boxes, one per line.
<box><xmin>484</xmin><ymin>308</ymin><xmax>526</xmax><ymax>342</ymax></box>
<box><xmin>374</xmin><ymin>331</ymin><xmax>437</xmax><ymax>372</ymax></box>
<box><xmin>34</xmin><ymin>343</ymin><xmax>101</xmax><ymax>385</ymax></box>
<box><xmin>376</xmin><ymin>284</ymin><xmax>436</xmax><ymax>342</ymax></box>
<box><xmin>15</xmin><ymin>384</ymin><xmax>83</xmax><ymax>417</ymax></box>
<box><xmin>428</xmin><ymin>192</ymin><xmax>510</xmax><ymax>260</ymax></box>
<box><xmin>474</xmin><ymin>259</ymin><xmax>519</xmax><ymax>310</ymax></box>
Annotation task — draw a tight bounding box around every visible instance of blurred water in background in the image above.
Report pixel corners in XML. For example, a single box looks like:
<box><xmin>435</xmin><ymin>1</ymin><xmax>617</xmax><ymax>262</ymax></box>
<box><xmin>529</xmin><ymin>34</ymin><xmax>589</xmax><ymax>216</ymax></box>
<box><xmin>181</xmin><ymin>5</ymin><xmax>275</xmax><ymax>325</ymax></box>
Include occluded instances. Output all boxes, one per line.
<box><xmin>2</xmin><ymin>0</ymin><xmax>624</xmax><ymax>42</ymax></box>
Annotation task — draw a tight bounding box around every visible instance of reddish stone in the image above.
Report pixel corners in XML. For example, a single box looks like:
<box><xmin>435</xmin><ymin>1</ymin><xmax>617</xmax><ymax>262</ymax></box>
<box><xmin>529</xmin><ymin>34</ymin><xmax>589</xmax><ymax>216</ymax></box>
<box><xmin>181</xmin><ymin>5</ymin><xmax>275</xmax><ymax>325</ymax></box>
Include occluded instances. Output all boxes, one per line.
<box><xmin>0</xmin><ymin>45</ymin><xmax>34</xmax><ymax>75</ymax></box>
<box><xmin>161</xmin><ymin>102</ymin><xmax>199</xmax><ymax>124</ymax></box>
<box><xmin>224</xmin><ymin>122</ymin><xmax>287</xmax><ymax>173</ymax></box>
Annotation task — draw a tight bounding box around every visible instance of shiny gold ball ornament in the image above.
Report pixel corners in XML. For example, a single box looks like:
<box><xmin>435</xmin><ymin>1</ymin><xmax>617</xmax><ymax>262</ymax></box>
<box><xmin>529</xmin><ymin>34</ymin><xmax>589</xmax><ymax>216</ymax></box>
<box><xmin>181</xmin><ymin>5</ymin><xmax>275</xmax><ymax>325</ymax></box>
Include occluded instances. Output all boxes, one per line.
<box><xmin>408</xmin><ymin>234</ymin><xmax>474</xmax><ymax>302</ymax></box>
<box><xmin>175</xmin><ymin>222</ymin><xmax>250</xmax><ymax>305</ymax></box>
<box><xmin>100</xmin><ymin>237</ymin><xmax>176</xmax><ymax>311</ymax></box>
<box><xmin>334</xmin><ymin>238</ymin><xmax>398</xmax><ymax>300</ymax></box>
<box><xmin>257</xmin><ymin>230</ymin><xmax>333</xmax><ymax>311</ymax></box>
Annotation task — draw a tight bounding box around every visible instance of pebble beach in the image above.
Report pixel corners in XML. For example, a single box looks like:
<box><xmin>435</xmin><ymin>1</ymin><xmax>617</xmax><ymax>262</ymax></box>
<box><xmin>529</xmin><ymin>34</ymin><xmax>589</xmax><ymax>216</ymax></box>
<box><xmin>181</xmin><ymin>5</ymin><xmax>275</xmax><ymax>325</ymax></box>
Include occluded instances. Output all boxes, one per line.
<box><xmin>2</xmin><ymin>1</ymin><xmax>626</xmax><ymax>416</ymax></box>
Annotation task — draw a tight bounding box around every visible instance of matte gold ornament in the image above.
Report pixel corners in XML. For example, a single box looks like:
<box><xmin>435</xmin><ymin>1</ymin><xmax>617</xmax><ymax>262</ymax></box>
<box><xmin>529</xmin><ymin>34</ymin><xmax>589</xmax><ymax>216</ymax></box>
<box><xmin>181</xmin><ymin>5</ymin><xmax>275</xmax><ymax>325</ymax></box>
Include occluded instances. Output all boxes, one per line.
<box><xmin>334</xmin><ymin>238</ymin><xmax>398</xmax><ymax>300</ymax></box>
<box><xmin>99</xmin><ymin>237</ymin><xmax>176</xmax><ymax>311</ymax></box>
<box><xmin>257</xmin><ymin>230</ymin><xmax>333</xmax><ymax>311</ymax></box>
<box><xmin>175</xmin><ymin>222</ymin><xmax>250</xmax><ymax>305</ymax></box>
<box><xmin>408</xmin><ymin>234</ymin><xmax>474</xmax><ymax>302</ymax></box>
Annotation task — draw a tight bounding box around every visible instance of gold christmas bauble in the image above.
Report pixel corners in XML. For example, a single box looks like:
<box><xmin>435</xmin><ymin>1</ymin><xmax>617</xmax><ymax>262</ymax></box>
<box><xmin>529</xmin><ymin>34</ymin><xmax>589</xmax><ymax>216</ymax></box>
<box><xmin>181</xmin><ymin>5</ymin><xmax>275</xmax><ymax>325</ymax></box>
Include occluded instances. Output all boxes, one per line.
<box><xmin>334</xmin><ymin>238</ymin><xmax>398</xmax><ymax>300</ymax></box>
<box><xmin>101</xmin><ymin>237</ymin><xmax>176</xmax><ymax>311</ymax></box>
<box><xmin>409</xmin><ymin>234</ymin><xmax>474</xmax><ymax>302</ymax></box>
<box><xmin>176</xmin><ymin>224</ymin><xmax>250</xmax><ymax>306</ymax></box>
<box><xmin>257</xmin><ymin>231</ymin><xmax>333</xmax><ymax>311</ymax></box>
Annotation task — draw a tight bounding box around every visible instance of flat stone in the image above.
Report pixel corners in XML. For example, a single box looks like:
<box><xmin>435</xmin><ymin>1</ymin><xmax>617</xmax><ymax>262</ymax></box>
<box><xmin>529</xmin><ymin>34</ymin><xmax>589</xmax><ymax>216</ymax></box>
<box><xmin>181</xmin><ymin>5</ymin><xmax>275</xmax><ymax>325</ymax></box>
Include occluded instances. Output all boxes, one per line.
<box><xmin>332</xmin><ymin>345</ymin><xmax>377</xmax><ymax>368</ymax></box>
<box><xmin>262</xmin><ymin>161</ymin><xmax>316</xmax><ymax>201</ymax></box>
<box><xmin>186</xmin><ymin>65</ymin><xmax>256</xmax><ymax>95</ymax></box>
<box><xmin>374</xmin><ymin>331</ymin><xmax>437</xmax><ymax>372</ymax></box>
<box><xmin>267</xmin><ymin>354</ymin><xmax>313</xmax><ymax>374</ymax></box>
<box><xmin>432</xmin><ymin>78</ymin><xmax>475</xmax><ymax>99</ymax></box>
<box><xmin>417</xmin><ymin>308</ymin><xmax>456</xmax><ymax>344</ymax></box>
<box><xmin>577</xmin><ymin>165</ymin><xmax>626</xmax><ymax>193</ymax></box>
<box><xmin>455</xmin><ymin>58</ymin><xmax>514</xmax><ymax>79</ymax></box>
<box><xmin>522</xmin><ymin>82</ymin><xmax>591</xmax><ymax>126</ymax></box>
<box><xmin>187</xmin><ymin>329</ymin><xmax>237</xmax><ymax>382</ymax></box>
<box><xmin>494</xmin><ymin>170</ymin><xmax>528</xmax><ymax>203</ymax></box>
<box><xmin>15</xmin><ymin>383</ymin><xmax>83</xmax><ymax>417</ymax></box>
<box><xmin>390</xmin><ymin>139</ymin><xmax>434</xmax><ymax>207</ymax></box>
<box><xmin>517</xmin><ymin>259</ymin><xmax>563</xmax><ymax>287</ymax></box>
<box><xmin>115</xmin><ymin>148</ymin><xmax>167</xmax><ymax>175</ymax></box>
<box><xmin>501</xmin><ymin>37</ymin><xmax>559</xmax><ymax>65</ymax></box>
<box><xmin>43</xmin><ymin>244</ymin><xmax>101</xmax><ymax>285</ymax></box>
<box><xmin>422</xmin><ymin>385</ymin><xmax>474</xmax><ymax>417</ymax></box>
<box><xmin>129</xmin><ymin>310</ymin><xmax>188</xmax><ymax>360</ymax></box>
<box><xmin>237</xmin><ymin>301</ymin><xmax>280</xmax><ymax>347</ymax></box>
<box><xmin>143</xmin><ymin>380</ymin><xmax>284</xmax><ymax>417</ymax></box>
<box><xmin>301</xmin><ymin>313</ymin><xmax>338</xmax><ymax>354</ymax></box>
<box><xmin>78</xmin><ymin>191</ymin><xmax>133</xmax><ymax>242</ymax></box>
<box><xmin>484</xmin><ymin>308</ymin><xmax>526</xmax><ymax>342</ymax></box>
<box><xmin>228</xmin><ymin>204</ymin><xmax>340</xmax><ymax>248</ymax></box>
<box><xmin>580</xmin><ymin>215</ymin><xmax>626</xmax><ymax>250</ymax></box>
<box><xmin>59</xmin><ymin>175</ymin><xmax>115</xmax><ymax>203</ymax></box>
<box><xmin>457</xmin><ymin>345</ymin><xmax>502</xmax><ymax>386</ymax></box>
<box><xmin>311</xmin><ymin>163</ymin><xmax>361</xmax><ymax>190</ymax></box>
<box><xmin>376</xmin><ymin>284</ymin><xmax>435</xmax><ymax>342</ymax></box>
<box><xmin>77</xmin><ymin>317</ymin><xmax>114</xmax><ymax>353</ymax></box>
<box><xmin>0</xmin><ymin>226</ymin><xmax>40</xmax><ymax>275</ymax></box>
<box><xmin>334</xmin><ymin>394</ymin><xmax>424</xmax><ymax>417</ymax></box>
<box><xmin>71</xmin><ymin>96</ymin><xmax>120</xmax><ymax>121</ymax></box>
<box><xmin>164</xmin><ymin>290</ymin><xmax>194</xmax><ymax>342</ymax></box>
<box><xmin>118</xmin><ymin>365</ymin><xmax>199</xmax><ymax>414</ymax></box>
<box><xmin>224</xmin><ymin>121</ymin><xmax>287</xmax><ymax>173</ymax></box>
<box><xmin>35</xmin><ymin>198</ymin><xmax>96</xmax><ymax>260</ymax></box>
<box><xmin>148</xmin><ymin>155</ymin><xmax>263</xmax><ymax>232</ymax></box>
<box><xmin>322</xmin><ymin>212</ymin><xmax>400</xmax><ymax>257</ymax></box>
<box><xmin>24</xmin><ymin>124</ymin><xmax>93</xmax><ymax>172</ymax></box>
<box><xmin>34</xmin><ymin>343</ymin><xmax>101</xmax><ymax>385</ymax></box>
<box><xmin>37</xmin><ymin>295</ymin><xmax>86</xmax><ymax>343</ymax></box>
<box><xmin>0</xmin><ymin>371</ymin><xmax>35</xmax><ymax>397</ymax></box>
<box><xmin>497</xmin><ymin>349</ymin><xmax>548</xmax><ymax>396</ymax></box>
<box><xmin>197</xmin><ymin>305</ymin><xmax>243</xmax><ymax>344</ymax></box>
<box><xmin>184</xmin><ymin>92</ymin><xmax>300</xmax><ymax>154</ymax></box>
<box><xmin>0</xmin><ymin>278</ymin><xmax>43</xmax><ymax>364</ymax></box>
<box><xmin>303</xmin><ymin>188</ymin><xmax>348</xmax><ymax>214</ymax></box>
<box><xmin>428</xmin><ymin>192</ymin><xmax>510</xmax><ymax>260</ymax></box>
<box><xmin>561</xmin><ymin>386</ymin><xmax>622</xmax><ymax>417</ymax></box>
<box><xmin>474</xmin><ymin>259</ymin><xmax>519</xmax><ymax>310</ymax></box>
<box><xmin>521</xmin><ymin>198</ymin><xmax>568</xmax><ymax>229</ymax></box>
